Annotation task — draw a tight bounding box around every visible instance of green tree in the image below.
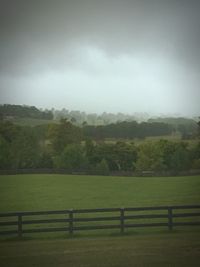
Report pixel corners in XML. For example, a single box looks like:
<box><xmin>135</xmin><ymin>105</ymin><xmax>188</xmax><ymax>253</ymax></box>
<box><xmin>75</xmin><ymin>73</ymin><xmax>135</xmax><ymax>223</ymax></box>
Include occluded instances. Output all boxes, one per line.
<box><xmin>37</xmin><ymin>151</ymin><xmax>53</xmax><ymax>168</ymax></box>
<box><xmin>192</xmin><ymin>158</ymin><xmax>200</xmax><ymax>169</ymax></box>
<box><xmin>95</xmin><ymin>159</ymin><xmax>110</xmax><ymax>175</ymax></box>
<box><xmin>113</xmin><ymin>141</ymin><xmax>137</xmax><ymax>171</ymax></box>
<box><xmin>10</xmin><ymin>127</ymin><xmax>40</xmax><ymax>168</ymax></box>
<box><xmin>0</xmin><ymin>135</ymin><xmax>11</xmax><ymax>169</ymax></box>
<box><xmin>54</xmin><ymin>144</ymin><xmax>88</xmax><ymax>172</ymax></box>
<box><xmin>87</xmin><ymin>141</ymin><xmax>137</xmax><ymax>172</ymax></box>
<box><xmin>197</xmin><ymin>119</ymin><xmax>200</xmax><ymax>137</ymax></box>
<box><xmin>135</xmin><ymin>140</ymin><xmax>191</xmax><ymax>174</ymax></box>
<box><xmin>47</xmin><ymin>119</ymin><xmax>82</xmax><ymax>154</ymax></box>
<box><xmin>168</xmin><ymin>142</ymin><xmax>190</xmax><ymax>173</ymax></box>
<box><xmin>0</xmin><ymin>121</ymin><xmax>19</xmax><ymax>143</ymax></box>
<box><xmin>135</xmin><ymin>142</ymin><xmax>166</xmax><ymax>172</ymax></box>
<box><xmin>85</xmin><ymin>138</ymin><xmax>95</xmax><ymax>164</ymax></box>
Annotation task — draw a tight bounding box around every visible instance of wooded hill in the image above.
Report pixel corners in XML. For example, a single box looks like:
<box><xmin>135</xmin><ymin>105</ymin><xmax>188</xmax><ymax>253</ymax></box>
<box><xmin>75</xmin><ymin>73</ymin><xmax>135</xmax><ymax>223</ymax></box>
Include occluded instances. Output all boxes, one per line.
<box><xmin>0</xmin><ymin>104</ymin><xmax>197</xmax><ymax>138</ymax></box>
<box><xmin>0</xmin><ymin>104</ymin><xmax>53</xmax><ymax>120</ymax></box>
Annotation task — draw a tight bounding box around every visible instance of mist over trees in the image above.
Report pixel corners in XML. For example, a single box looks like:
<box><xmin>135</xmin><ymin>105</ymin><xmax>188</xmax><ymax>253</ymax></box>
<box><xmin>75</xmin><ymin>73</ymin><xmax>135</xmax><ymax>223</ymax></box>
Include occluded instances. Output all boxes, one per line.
<box><xmin>53</xmin><ymin>109</ymin><xmax>150</xmax><ymax>125</ymax></box>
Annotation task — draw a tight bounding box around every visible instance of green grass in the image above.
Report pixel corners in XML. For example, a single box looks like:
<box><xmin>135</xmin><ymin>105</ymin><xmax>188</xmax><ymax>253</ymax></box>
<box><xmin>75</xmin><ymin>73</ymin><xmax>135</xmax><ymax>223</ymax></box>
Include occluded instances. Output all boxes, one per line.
<box><xmin>0</xmin><ymin>174</ymin><xmax>200</xmax><ymax>266</ymax></box>
<box><xmin>0</xmin><ymin>174</ymin><xmax>200</xmax><ymax>212</ymax></box>
<box><xmin>0</xmin><ymin>231</ymin><xmax>200</xmax><ymax>267</ymax></box>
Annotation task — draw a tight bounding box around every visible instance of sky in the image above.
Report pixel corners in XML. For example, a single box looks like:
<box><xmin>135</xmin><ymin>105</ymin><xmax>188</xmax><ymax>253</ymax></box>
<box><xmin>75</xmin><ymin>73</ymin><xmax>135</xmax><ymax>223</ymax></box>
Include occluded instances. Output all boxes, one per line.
<box><xmin>0</xmin><ymin>0</ymin><xmax>200</xmax><ymax>116</ymax></box>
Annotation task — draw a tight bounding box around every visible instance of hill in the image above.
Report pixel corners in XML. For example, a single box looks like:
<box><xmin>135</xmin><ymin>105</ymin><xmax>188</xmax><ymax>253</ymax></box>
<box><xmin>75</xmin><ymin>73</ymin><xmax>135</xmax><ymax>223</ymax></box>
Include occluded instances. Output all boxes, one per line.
<box><xmin>0</xmin><ymin>104</ymin><xmax>53</xmax><ymax>120</ymax></box>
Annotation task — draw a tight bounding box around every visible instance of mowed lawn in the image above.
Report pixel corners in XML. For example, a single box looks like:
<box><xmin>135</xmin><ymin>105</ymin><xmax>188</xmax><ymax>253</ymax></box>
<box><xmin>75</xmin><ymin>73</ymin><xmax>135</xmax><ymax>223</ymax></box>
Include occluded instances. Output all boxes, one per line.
<box><xmin>0</xmin><ymin>174</ymin><xmax>200</xmax><ymax>212</ymax></box>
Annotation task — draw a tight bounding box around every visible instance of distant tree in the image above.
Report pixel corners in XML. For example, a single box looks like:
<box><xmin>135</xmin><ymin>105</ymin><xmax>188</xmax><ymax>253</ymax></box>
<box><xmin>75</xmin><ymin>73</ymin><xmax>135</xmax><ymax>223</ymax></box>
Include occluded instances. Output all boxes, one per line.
<box><xmin>0</xmin><ymin>121</ymin><xmax>19</xmax><ymax>143</ymax></box>
<box><xmin>148</xmin><ymin>117</ymin><xmax>197</xmax><ymax>136</ymax></box>
<box><xmin>82</xmin><ymin>121</ymin><xmax>87</xmax><ymax>127</ymax></box>
<box><xmin>54</xmin><ymin>144</ymin><xmax>88</xmax><ymax>171</ymax></box>
<box><xmin>0</xmin><ymin>135</ymin><xmax>11</xmax><ymax>169</ymax></box>
<box><xmin>197</xmin><ymin>118</ymin><xmax>200</xmax><ymax>137</ymax></box>
<box><xmin>95</xmin><ymin>159</ymin><xmax>110</xmax><ymax>175</ymax></box>
<box><xmin>190</xmin><ymin>141</ymin><xmax>200</xmax><ymax>170</ymax></box>
<box><xmin>113</xmin><ymin>141</ymin><xmax>137</xmax><ymax>171</ymax></box>
<box><xmin>135</xmin><ymin>140</ymin><xmax>191</xmax><ymax>174</ymax></box>
<box><xmin>83</xmin><ymin>121</ymin><xmax>173</xmax><ymax>140</ymax></box>
<box><xmin>135</xmin><ymin>142</ymin><xmax>166</xmax><ymax>172</ymax></box>
<box><xmin>90</xmin><ymin>143</ymin><xmax>118</xmax><ymax>171</ymax></box>
<box><xmin>192</xmin><ymin>159</ymin><xmax>200</xmax><ymax>169</ymax></box>
<box><xmin>37</xmin><ymin>151</ymin><xmax>53</xmax><ymax>168</ymax></box>
<box><xmin>10</xmin><ymin>127</ymin><xmax>40</xmax><ymax>168</ymax></box>
<box><xmin>85</xmin><ymin>138</ymin><xmax>95</xmax><ymax>162</ymax></box>
<box><xmin>0</xmin><ymin>104</ymin><xmax>53</xmax><ymax>120</ymax></box>
<box><xmin>168</xmin><ymin>142</ymin><xmax>190</xmax><ymax>173</ymax></box>
<box><xmin>87</xmin><ymin>141</ymin><xmax>137</xmax><ymax>172</ymax></box>
<box><xmin>70</xmin><ymin>117</ymin><xmax>76</xmax><ymax>124</ymax></box>
<box><xmin>47</xmin><ymin>119</ymin><xmax>82</xmax><ymax>154</ymax></box>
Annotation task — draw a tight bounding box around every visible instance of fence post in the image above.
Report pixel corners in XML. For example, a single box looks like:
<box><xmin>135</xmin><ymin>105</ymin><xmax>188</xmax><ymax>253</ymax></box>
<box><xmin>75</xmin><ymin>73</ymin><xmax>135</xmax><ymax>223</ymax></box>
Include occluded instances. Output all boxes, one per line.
<box><xmin>168</xmin><ymin>207</ymin><xmax>173</xmax><ymax>230</ymax></box>
<box><xmin>18</xmin><ymin>214</ymin><xmax>22</xmax><ymax>238</ymax></box>
<box><xmin>120</xmin><ymin>208</ymin><xmax>125</xmax><ymax>234</ymax></box>
<box><xmin>69</xmin><ymin>209</ymin><xmax>74</xmax><ymax>235</ymax></box>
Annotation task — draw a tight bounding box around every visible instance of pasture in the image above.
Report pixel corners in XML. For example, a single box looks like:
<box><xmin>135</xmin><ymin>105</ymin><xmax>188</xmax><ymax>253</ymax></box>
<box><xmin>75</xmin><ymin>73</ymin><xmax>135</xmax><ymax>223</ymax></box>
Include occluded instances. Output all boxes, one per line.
<box><xmin>0</xmin><ymin>174</ymin><xmax>200</xmax><ymax>212</ymax></box>
<box><xmin>0</xmin><ymin>174</ymin><xmax>200</xmax><ymax>266</ymax></box>
<box><xmin>0</xmin><ymin>231</ymin><xmax>200</xmax><ymax>267</ymax></box>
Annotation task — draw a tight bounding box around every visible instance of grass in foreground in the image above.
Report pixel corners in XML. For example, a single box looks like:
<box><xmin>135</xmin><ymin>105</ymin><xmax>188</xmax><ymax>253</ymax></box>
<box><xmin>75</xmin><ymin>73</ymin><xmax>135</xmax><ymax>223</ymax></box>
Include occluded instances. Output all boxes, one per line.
<box><xmin>0</xmin><ymin>175</ymin><xmax>200</xmax><ymax>266</ymax></box>
<box><xmin>0</xmin><ymin>230</ymin><xmax>200</xmax><ymax>267</ymax></box>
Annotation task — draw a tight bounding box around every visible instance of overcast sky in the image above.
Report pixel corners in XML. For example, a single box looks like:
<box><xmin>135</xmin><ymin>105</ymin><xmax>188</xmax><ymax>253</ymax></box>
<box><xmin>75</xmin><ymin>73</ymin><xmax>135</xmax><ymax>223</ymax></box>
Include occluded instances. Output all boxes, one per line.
<box><xmin>0</xmin><ymin>0</ymin><xmax>200</xmax><ymax>116</ymax></box>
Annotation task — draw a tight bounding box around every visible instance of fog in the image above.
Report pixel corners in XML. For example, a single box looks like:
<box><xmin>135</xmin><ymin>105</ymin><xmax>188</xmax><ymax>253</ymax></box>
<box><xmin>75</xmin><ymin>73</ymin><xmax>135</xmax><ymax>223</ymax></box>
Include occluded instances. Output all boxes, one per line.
<box><xmin>0</xmin><ymin>0</ymin><xmax>200</xmax><ymax>116</ymax></box>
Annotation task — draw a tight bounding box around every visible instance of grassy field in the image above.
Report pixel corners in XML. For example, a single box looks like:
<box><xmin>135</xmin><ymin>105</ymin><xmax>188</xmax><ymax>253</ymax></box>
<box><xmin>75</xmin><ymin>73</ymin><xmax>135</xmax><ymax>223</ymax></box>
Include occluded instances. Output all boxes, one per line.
<box><xmin>0</xmin><ymin>174</ymin><xmax>200</xmax><ymax>212</ymax></box>
<box><xmin>0</xmin><ymin>231</ymin><xmax>200</xmax><ymax>267</ymax></box>
<box><xmin>0</xmin><ymin>174</ymin><xmax>200</xmax><ymax>266</ymax></box>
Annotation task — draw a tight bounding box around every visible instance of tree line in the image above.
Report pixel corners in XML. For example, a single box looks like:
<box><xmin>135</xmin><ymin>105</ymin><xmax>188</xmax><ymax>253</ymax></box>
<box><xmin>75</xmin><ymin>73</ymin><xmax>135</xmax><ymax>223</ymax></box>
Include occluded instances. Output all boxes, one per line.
<box><xmin>0</xmin><ymin>104</ymin><xmax>53</xmax><ymax>120</ymax></box>
<box><xmin>83</xmin><ymin>121</ymin><xmax>174</xmax><ymax>140</ymax></box>
<box><xmin>0</xmin><ymin>119</ymin><xmax>199</xmax><ymax>175</ymax></box>
<box><xmin>1</xmin><ymin>105</ymin><xmax>198</xmax><ymax>140</ymax></box>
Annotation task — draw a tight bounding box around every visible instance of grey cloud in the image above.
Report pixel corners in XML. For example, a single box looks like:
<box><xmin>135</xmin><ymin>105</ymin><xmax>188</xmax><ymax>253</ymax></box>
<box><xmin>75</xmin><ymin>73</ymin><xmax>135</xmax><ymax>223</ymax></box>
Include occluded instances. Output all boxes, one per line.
<box><xmin>0</xmin><ymin>0</ymin><xmax>199</xmax><ymax>116</ymax></box>
<box><xmin>1</xmin><ymin>0</ymin><xmax>200</xmax><ymax>74</ymax></box>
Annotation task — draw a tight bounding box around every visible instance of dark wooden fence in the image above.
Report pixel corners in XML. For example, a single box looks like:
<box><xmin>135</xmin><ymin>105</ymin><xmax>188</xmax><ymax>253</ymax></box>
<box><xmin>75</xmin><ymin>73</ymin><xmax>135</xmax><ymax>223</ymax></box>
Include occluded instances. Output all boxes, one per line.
<box><xmin>0</xmin><ymin>205</ymin><xmax>200</xmax><ymax>237</ymax></box>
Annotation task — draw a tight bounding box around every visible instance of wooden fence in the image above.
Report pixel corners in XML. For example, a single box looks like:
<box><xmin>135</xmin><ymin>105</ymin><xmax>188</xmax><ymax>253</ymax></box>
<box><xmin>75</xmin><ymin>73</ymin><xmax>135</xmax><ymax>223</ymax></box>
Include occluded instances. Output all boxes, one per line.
<box><xmin>0</xmin><ymin>205</ymin><xmax>200</xmax><ymax>237</ymax></box>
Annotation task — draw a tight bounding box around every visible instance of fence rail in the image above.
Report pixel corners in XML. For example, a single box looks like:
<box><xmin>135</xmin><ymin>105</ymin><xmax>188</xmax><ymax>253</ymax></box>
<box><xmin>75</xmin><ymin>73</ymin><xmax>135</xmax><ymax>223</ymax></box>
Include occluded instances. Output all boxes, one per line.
<box><xmin>0</xmin><ymin>205</ymin><xmax>200</xmax><ymax>237</ymax></box>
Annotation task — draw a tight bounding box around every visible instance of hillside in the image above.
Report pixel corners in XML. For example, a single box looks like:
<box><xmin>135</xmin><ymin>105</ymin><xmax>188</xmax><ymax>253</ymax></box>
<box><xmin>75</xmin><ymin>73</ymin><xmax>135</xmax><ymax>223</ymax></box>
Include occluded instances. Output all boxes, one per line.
<box><xmin>0</xmin><ymin>104</ymin><xmax>53</xmax><ymax>120</ymax></box>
